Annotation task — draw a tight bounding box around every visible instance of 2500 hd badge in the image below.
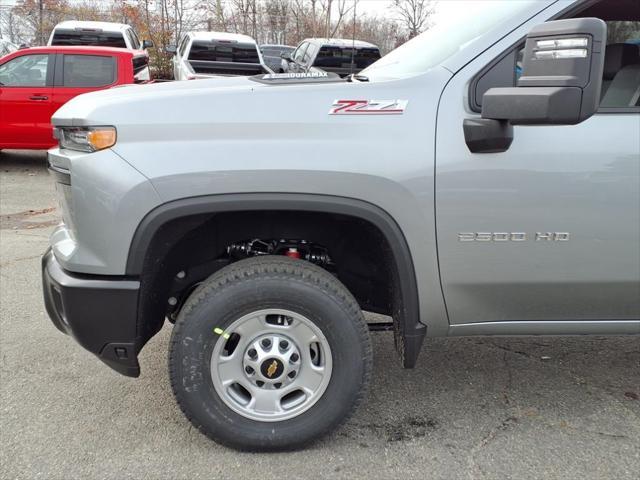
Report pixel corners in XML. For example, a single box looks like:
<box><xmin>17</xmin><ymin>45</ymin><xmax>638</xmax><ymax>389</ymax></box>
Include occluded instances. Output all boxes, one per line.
<box><xmin>458</xmin><ymin>232</ymin><xmax>571</xmax><ymax>242</ymax></box>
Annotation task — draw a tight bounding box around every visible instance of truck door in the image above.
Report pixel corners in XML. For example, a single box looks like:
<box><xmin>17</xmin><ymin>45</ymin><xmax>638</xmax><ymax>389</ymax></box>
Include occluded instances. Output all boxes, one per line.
<box><xmin>435</xmin><ymin>13</ymin><xmax>640</xmax><ymax>326</ymax></box>
<box><xmin>0</xmin><ymin>53</ymin><xmax>55</xmax><ymax>148</ymax></box>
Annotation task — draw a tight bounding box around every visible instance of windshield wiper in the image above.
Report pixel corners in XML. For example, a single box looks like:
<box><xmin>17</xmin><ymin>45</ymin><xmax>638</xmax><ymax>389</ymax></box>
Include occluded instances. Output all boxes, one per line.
<box><xmin>346</xmin><ymin>74</ymin><xmax>369</xmax><ymax>82</ymax></box>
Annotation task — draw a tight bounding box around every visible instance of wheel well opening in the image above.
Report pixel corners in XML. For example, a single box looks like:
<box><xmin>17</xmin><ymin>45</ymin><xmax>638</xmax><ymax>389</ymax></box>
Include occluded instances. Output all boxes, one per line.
<box><xmin>135</xmin><ymin>209</ymin><xmax>407</xmax><ymax>352</ymax></box>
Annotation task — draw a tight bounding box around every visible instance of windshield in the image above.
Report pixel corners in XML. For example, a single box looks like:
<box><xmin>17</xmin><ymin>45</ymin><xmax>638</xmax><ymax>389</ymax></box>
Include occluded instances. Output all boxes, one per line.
<box><xmin>362</xmin><ymin>0</ymin><xmax>542</xmax><ymax>80</ymax></box>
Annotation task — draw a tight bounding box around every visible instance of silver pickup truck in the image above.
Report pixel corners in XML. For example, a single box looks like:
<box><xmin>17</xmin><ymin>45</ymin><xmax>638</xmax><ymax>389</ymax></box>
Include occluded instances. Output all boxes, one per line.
<box><xmin>42</xmin><ymin>0</ymin><xmax>639</xmax><ymax>451</ymax></box>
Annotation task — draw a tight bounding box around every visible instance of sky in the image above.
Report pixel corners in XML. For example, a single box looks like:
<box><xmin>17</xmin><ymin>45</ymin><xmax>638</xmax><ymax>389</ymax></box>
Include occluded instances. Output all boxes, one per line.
<box><xmin>354</xmin><ymin>0</ymin><xmax>394</xmax><ymax>17</ymax></box>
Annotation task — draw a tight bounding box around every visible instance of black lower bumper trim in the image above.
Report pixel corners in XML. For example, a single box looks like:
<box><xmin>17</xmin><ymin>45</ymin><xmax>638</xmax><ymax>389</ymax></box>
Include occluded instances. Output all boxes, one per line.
<box><xmin>42</xmin><ymin>249</ymin><xmax>141</xmax><ymax>377</ymax></box>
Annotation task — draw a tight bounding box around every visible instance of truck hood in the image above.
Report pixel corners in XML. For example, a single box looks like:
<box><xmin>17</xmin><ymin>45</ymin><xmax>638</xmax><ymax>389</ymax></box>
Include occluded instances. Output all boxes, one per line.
<box><xmin>52</xmin><ymin>76</ymin><xmax>267</xmax><ymax>126</ymax></box>
<box><xmin>53</xmin><ymin>68</ymin><xmax>451</xmax><ymax>171</ymax></box>
<box><xmin>51</xmin><ymin>72</ymin><xmax>435</xmax><ymax>125</ymax></box>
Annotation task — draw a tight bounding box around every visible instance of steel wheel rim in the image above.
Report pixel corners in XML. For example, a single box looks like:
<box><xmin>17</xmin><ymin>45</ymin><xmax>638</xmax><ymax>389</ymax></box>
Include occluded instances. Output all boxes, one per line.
<box><xmin>210</xmin><ymin>308</ymin><xmax>333</xmax><ymax>422</ymax></box>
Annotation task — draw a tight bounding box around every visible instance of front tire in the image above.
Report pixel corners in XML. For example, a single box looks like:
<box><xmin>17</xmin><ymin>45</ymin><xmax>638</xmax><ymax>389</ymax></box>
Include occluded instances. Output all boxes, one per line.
<box><xmin>169</xmin><ymin>256</ymin><xmax>372</xmax><ymax>451</ymax></box>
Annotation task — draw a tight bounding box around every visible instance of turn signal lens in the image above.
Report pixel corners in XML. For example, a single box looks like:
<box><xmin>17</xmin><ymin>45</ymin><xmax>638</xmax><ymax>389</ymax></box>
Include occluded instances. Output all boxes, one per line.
<box><xmin>57</xmin><ymin>127</ymin><xmax>117</xmax><ymax>152</ymax></box>
<box><xmin>86</xmin><ymin>128</ymin><xmax>117</xmax><ymax>151</ymax></box>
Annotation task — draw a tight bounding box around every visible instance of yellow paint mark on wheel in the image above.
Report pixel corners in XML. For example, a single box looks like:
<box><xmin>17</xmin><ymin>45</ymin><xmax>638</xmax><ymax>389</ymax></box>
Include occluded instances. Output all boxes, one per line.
<box><xmin>214</xmin><ymin>327</ymin><xmax>230</xmax><ymax>340</ymax></box>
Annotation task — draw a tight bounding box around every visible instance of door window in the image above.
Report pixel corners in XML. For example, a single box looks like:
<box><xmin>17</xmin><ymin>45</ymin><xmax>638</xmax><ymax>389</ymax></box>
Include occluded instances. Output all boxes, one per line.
<box><xmin>178</xmin><ymin>35</ymin><xmax>190</xmax><ymax>57</ymax></box>
<box><xmin>128</xmin><ymin>29</ymin><xmax>142</xmax><ymax>50</ymax></box>
<box><xmin>293</xmin><ymin>43</ymin><xmax>308</xmax><ymax>63</ymax></box>
<box><xmin>62</xmin><ymin>55</ymin><xmax>117</xmax><ymax>87</ymax></box>
<box><xmin>0</xmin><ymin>54</ymin><xmax>49</xmax><ymax>87</ymax></box>
<box><xmin>303</xmin><ymin>43</ymin><xmax>317</xmax><ymax>66</ymax></box>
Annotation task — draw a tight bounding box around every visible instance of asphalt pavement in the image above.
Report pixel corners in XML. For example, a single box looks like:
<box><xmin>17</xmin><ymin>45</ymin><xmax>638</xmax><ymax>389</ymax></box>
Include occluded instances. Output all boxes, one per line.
<box><xmin>1</xmin><ymin>150</ymin><xmax>638</xmax><ymax>480</ymax></box>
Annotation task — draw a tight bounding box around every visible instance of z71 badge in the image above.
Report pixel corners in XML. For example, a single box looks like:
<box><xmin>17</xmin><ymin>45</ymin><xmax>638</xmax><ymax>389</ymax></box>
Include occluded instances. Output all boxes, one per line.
<box><xmin>329</xmin><ymin>99</ymin><xmax>408</xmax><ymax>115</ymax></box>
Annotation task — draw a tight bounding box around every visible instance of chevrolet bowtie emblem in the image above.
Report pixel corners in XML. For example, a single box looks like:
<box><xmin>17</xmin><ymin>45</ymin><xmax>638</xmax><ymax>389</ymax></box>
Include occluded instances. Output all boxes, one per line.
<box><xmin>266</xmin><ymin>360</ymin><xmax>278</xmax><ymax>378</ymax></box>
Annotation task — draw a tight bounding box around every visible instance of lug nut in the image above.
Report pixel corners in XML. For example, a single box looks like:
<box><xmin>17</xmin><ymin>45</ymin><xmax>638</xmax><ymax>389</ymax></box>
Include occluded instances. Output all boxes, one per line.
<box><xmin>274</xmin><ymin>382</ymin><xmax>282</xmax><ymax>389</ymax></box>
<box><xmin>245</xmin><ymin>366</ymin><xmax>254</xmax><ymax>375</ymax></box>
<box><xmin>248</xmin><ymin>348</ymin><xmax>257</xmax><ymax>359</ymax></box>
<box><xmin>288</xmin><ymin>371</ymin><xmax>296</xmax><ymax>379</ymax></box>
<box><xmin>290</xmin><ymin>353</ymin><xmax>299</xmax><ymax>363</ymax></box>
<box><xmin>256</xmin><ymin>380</ymin><xmax>264</xmax><ymax>387</ymax></box>
<box><xmin>280</xmin><ymin>340</ymin><xmax>289</xmax><ymax>350</ymax></box>
<box><xmin>261</xmin><ymin>338</ymin><xmax>272</xmax><ymax>349</ymax></box>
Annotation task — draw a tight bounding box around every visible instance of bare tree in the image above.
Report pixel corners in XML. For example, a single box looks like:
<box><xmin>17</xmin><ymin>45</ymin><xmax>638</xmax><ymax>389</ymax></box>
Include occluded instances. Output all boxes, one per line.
<box><xmin>208</xmin><ymin>0</ymin><xmax>229</xmax><ymax>31</ymax></box>
<box><xmin>322</xmin><ymin>0</ymin><xmax>354</xmax><ymax>38</ymax></box>
<box><xmin>228</xmin><ymin>0</ymin><xmax>254</xmax><ymax>35</ymax></box>
<box><xmin>265</xmin><ymin>0</ymin><xmax>288</xmax><ymax>44</ymax></box>
<box><xmin>290</xmin><ymin>0</ymin><xmax>306</xmax><ymax>41</ymax></box>
<box><xmin>391</xmin><ymin>0</ymin><xmax>435</xmax><ymax>38</ymax></box>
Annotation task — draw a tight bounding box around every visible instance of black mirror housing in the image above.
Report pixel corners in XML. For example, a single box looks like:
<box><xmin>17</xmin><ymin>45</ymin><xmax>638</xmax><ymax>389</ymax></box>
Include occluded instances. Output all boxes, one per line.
<box><xmin>281</xmin><ymin>52</ymin><xmax>292</xmax><ymax>61</ymax></box>
<box><xmin>165</xmin><ymin>44</ymin><xmax>177</xmax><ymax>55</ymax></box>
<box><xmin>482</xmin><ymin>18</ymin><xmax>606</xmax><ymax>125</ymax></box>
<box><xmin>142</xmin><ymin>39</ymin><xmax>154</xmax><ymax>49</ymax></box>
<box><xmin>482</xmin><ymin>86</ymin><xmax>583</xmax><ymax>124</ymax></box>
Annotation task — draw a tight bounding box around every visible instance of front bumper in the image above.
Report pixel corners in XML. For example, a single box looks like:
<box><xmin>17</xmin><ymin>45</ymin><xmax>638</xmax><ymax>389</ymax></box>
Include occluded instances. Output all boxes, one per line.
<box><xmin>42</xmin><ymin>248</ymin><xmax>141</xmax><ymax>377</ymax></box>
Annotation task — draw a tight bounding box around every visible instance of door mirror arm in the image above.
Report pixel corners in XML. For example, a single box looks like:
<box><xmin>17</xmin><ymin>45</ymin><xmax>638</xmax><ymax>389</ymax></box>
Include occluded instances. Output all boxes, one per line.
<box><xmin>463</xmin><ymin>119</ymin><xmax>513</xmax><ymax>154</ymax></box>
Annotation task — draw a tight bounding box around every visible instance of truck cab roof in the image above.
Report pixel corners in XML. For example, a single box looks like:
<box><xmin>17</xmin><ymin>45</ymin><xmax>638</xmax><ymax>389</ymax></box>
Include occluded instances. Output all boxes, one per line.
<box><xmin>187</xmin><ymin>31</ymin><xmax>259</xmax><ymax>45</ymax></box>
<box><xmin>11</xmin><ymin>45</ymin><xmax>146</xmax><ymax>58</ymax></box>
<box><xmin>51</xmin><ymin>21</ymin><xmax>132</xmax><ymax>33</ymax></box>
<box><xmin>303</xmin><ymin>38</ymin><xmax>379</xmax><ymax>49</ymax></box>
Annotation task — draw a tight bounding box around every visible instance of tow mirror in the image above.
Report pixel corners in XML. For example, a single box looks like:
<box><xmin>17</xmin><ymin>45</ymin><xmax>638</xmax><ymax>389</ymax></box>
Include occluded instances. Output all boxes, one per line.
<box><xmin>142</xmin><ymin>39</ymin><xmax>154</xmax><ymax>49</ymax></box>
<box><xmin>465</xmin><ymin>18</ymin><xmax>606</xmax><ymax>153</ymax></box>
<box><xmin>165</xmin><ymin>44</ymin><xmax>177</xmax><ymax>55</ymax></box>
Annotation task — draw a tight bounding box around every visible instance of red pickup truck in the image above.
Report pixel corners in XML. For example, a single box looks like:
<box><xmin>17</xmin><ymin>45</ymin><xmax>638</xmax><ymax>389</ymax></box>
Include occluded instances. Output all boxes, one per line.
<box><xmin>0</xmin><ymin>46</ymin><xmax>150</xmax><ymax>150</ymax></box>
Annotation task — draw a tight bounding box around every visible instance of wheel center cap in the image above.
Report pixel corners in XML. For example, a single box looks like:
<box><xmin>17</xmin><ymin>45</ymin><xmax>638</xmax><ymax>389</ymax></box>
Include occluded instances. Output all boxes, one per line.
<box><xmin>261</xmin><ymin>358</ymin><xmax>284</xmax><ymax>379</ymax></box>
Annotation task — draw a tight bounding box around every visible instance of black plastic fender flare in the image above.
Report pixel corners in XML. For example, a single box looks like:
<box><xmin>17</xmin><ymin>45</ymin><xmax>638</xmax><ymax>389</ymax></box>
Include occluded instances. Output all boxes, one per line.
<box><xmin>126</xmin><ymin>193</ymin><xmax>426</xmax><ymax>367</ymax></box>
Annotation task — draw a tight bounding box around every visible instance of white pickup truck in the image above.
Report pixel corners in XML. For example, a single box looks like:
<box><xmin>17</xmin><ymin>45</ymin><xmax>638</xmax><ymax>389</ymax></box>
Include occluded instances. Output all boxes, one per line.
<box><xmin>48</xmin><ymin>20</ymin><xmax>153</xmax><ymax>51</ymax></box>
<box><xmin>167</xmin><ymin>31</ymin><xmax>272</xmax><ymax>80</ymax></box>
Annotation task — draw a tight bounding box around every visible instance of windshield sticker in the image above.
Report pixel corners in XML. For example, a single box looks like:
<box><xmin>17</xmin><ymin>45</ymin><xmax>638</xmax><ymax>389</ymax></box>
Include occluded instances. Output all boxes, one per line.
<box><xmin>329</xmin><ymin>99</ymin><xmax>408</xmax><ymax>115</ymax></box>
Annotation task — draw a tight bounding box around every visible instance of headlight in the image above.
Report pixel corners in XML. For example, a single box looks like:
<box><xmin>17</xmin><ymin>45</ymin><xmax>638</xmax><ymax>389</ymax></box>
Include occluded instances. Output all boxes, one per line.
<box><xmin>56</xmin><ymin>127</ymin><xmax>117</xmax><ymax>152</ymax></box>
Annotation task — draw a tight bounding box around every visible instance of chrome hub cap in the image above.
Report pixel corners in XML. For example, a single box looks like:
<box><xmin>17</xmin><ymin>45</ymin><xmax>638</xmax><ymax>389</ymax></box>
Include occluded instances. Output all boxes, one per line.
<box><xmin>211</xmin><ymin>309</ymin><xmax>332</xmax><ymax>422</ymax></box>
